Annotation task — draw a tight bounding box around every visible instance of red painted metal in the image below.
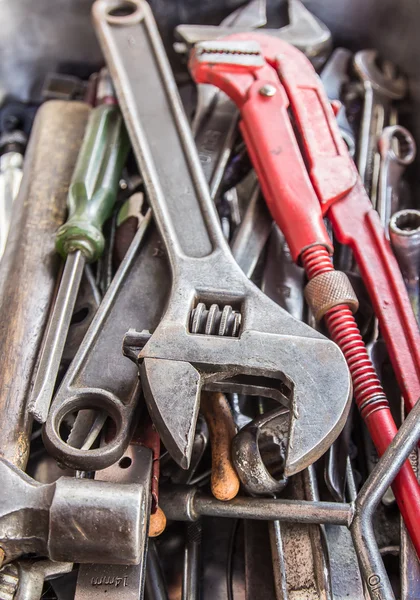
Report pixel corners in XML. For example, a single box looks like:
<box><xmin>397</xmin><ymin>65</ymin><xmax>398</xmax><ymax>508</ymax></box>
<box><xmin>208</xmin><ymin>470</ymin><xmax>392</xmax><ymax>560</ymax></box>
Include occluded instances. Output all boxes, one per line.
<box><xmin>190</xmin><ymin>32</ymin><xmax>420</xmax><ymax>557</ymax></box>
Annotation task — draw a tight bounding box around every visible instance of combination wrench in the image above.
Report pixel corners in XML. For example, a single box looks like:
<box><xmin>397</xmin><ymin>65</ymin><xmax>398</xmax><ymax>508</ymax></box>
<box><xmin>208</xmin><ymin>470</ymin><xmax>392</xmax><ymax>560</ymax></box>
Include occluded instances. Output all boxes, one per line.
<box><xmin>320</xmin><ymin>47</ymin><xmax>356</xmax><ymax>157</ymax></box>
<box><xmin>91</xmin><ymin>0</ymin><xmax>351</xmax><ymax>479</ymax></box>
<box><xmin>354</xmin><ymin>50</ymin><xmax>407</xmax><ymax>205</ymax></box>
<box><xmin>377</xmin><ymin>124</ymin><xmax>416</xmax><ymax>236</ymax></box>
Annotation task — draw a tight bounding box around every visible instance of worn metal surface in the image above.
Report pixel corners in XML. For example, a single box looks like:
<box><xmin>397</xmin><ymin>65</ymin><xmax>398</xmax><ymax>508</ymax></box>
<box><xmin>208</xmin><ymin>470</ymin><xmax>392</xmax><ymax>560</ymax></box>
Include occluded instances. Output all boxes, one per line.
<box><xmin>93</xmin><ymin>0</ymin><xmax>351</xmax><ymax>478</ymax></box>
<box><xmin>160</xmin><ymin>486</ymin><xmax>353</xmax><ymax>526</ymax></box>
<box><xmin>232</xmin><ymin>408</ymin><xmax>289</xmax><ymax>496</ymax></box>
<box><xmin>0</xmin><ymin>455</ymin><xmax>151</xmax><ymax>565</ymax></box>
<box><xmin>245</xmin><ymin>520</ymin><xmax>277</xmax><ymax>599</ymax></box>
<box><xmin>75</xmin><ymin>444</ymin><xmax>153</xmax><ymax>599</ymax></box>
<box><xmin>351</xmin><ymin>399</ymin><xmax>420</xmax><ymax>600</ymax></box>
<box><xmin>43</xmin><ymin>213</ymin><xmax>169</xmax><ymax>471</ymax></box>
<box><xmin>0</xmin><ymin>100</ymin><xmax>89</xmax><ymax>470</ymax></box>
<box><xmin>354</xmin><ymin>50</ymin><xmax>407</xmax><ymax>205</ymax></box>
<box><xmin>377</xmin><ymin>125</ymin><xmax>416</xmax><ymax>233</ymax></box>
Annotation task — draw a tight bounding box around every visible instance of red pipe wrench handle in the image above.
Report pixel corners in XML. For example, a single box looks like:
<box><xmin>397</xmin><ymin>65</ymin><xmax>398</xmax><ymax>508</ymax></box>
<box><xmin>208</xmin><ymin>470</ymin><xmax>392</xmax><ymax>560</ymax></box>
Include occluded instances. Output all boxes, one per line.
<box><xmin>329</xmin><ymin>181</ymin><xmax>420</xmax><ymax>410</ymax></box>
<box><xmin>191</xmin><ymin>41</ymin><xmax>332</xmax><ymax>262</ymax></box>
<box><xmin>238</xmin><ymin>75</ymin><xmax>333</xmax><ymax>260</ymax></box>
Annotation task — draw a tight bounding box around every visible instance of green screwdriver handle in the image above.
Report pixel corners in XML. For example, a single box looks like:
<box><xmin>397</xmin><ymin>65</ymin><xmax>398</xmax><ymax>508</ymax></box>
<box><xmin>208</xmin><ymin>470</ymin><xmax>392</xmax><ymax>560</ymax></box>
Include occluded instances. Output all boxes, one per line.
<box><xmin>55</xmin><ymin>102</ymin><xmax>130</xmax><ymax>262</ymax></box>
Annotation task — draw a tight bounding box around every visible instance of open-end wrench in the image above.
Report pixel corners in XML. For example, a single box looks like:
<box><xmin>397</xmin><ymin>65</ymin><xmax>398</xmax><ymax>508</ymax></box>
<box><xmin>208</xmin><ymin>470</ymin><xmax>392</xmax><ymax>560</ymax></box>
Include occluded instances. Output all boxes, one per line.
<box><xmin>377</xmin><ymin>125</ymin><xmax>416</xmax><ymax>236</ymax></box>
<box><xmin>92</xmin><ymin>0</ymin><xmax>351</xmax><ymax>479</ymax></box>
<box><xmin>354</xmin><ymin>50</ymin><xmax>407</xmax><ymax>205</ymax></box>
<box><xmin>175</xmin><ymin>0</ymin><xmax>332</xmax><ymax>71</ymax></box>
<box><xmin>189</xmin><ymin>32</ymin><xmax>420</xmax><ymax>558</ymax></box>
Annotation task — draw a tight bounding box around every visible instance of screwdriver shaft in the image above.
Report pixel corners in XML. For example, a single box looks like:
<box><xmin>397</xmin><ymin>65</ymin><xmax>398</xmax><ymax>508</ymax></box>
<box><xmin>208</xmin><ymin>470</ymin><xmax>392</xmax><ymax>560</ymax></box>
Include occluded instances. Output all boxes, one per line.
<box><xmin>28</xmin><ymin>250</ymin><xmax>86</xmax><ymax>422</ymax></box>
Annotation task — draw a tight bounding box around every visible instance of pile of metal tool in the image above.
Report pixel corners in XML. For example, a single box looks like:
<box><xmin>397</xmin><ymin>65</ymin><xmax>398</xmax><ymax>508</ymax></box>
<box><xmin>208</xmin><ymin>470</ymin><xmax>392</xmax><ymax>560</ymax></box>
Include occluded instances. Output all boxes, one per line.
<box><xmin>1</xmin><ymin>0</ymin><xmax>420</xmax><ymax>598</ymax></box>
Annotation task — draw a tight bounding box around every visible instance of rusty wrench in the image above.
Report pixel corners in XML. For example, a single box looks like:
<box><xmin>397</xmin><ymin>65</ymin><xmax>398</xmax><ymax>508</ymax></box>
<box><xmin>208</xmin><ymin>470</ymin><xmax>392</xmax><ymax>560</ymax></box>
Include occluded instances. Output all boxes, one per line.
<box><xmin>92</xmin><ymin>0</ymin><xmax>351</xmax><ymax>478</ymax></box>
<box><xmin>189</xmin><ymin>32</ymin><xmax>420</xmax><ymax>558</ymax></box>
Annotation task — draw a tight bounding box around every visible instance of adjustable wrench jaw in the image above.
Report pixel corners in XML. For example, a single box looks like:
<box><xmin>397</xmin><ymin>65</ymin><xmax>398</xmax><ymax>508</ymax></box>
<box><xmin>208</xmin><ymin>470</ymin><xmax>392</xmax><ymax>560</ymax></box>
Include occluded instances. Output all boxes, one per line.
<box><xmin>125</xmin><ymin>252</ymin><xmax>352</xmax><ymax>474</ymax></box>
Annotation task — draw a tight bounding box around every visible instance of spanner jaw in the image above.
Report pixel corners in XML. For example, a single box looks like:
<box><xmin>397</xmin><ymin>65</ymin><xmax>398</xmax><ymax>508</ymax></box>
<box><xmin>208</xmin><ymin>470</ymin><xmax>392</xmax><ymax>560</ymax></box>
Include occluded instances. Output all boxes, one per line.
<box><xmin>127</xmin><ymin>318</ymin><xmax>352</xmax><ymax>474</ymax></box>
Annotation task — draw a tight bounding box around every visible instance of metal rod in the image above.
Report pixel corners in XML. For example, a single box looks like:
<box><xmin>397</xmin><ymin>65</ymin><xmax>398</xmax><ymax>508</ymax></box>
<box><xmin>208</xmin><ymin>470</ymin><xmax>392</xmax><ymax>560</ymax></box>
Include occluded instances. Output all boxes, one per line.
<box><xmin>29</xmin><ymin>249</ymin><xmax>85</xmax><ymax>423</ymax></box>
<box><xmin>160</xmin><ymin>486</ymin><xmax>352</xmax><ymax>526</ymax></box>
<box><xmin>351</xmin><ymin>399</ymin><xmax>420</xmax><ymax>600</ymax></box>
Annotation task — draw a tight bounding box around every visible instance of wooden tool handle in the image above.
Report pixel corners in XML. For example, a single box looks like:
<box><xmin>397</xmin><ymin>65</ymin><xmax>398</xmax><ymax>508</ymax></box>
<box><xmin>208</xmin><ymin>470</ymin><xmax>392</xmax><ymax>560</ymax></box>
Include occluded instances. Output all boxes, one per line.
<box><xmin>0</xmin><ymin>100</ymin><xmax>90</xmax><ymax>469</ymax></box>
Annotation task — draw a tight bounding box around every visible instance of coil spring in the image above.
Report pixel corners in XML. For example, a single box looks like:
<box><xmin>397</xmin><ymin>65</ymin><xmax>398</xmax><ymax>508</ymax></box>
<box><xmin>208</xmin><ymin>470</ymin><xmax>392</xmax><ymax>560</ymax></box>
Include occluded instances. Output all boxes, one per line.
<box><xmin>190</xmin><ymin>302</ymin><xmax>241</xmax><ymax>337</ymax></box>
<box><xmin>301</xmin><ymin>245</ymin><xmax>389</xmax><ymax>419</ymax></box>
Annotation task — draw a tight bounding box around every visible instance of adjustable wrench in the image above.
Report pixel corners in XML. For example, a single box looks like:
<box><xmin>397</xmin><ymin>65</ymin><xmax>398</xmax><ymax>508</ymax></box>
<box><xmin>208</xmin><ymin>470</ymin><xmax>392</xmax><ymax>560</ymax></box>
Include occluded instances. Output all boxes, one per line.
<box><xmin>43</xmin><ymin>41</ymin><xmax>268</xmax><ymax>474</ymax></box>
<box><xmin>189</xmin><ymin>32</ymin><xmax>420</xmax><ymax>558</ymax></box>
<box><xmin>92</xmin><ymin>0</ymin><xmax>351</xmax><ymax>478</ymax></box>
<box><xmin>354</xmin><ymin>50</ymin><xmax>407</xmax><ymax>205</ymax></box>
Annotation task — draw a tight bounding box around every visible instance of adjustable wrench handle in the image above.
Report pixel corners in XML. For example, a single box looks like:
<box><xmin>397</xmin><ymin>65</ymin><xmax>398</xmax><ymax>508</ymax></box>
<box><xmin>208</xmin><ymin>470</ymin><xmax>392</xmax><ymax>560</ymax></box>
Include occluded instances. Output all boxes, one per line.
<box><xmin>93</xmin><ymin>0</ymin><xmax>227</xmax><ymax>265</ymax></box>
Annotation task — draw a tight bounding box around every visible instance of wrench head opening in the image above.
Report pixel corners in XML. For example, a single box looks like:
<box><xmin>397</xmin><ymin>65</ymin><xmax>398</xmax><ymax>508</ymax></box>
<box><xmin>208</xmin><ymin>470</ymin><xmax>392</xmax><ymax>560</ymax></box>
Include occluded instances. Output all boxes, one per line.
<box><xmin>134</xmin><ymin>308</ymin><xmax>352</xmax><ymax>475</ymax></box>
<box><xmin>354</xmin><ymin>49</ymin><xmax>407</xmax><ymax>99</ymax></box>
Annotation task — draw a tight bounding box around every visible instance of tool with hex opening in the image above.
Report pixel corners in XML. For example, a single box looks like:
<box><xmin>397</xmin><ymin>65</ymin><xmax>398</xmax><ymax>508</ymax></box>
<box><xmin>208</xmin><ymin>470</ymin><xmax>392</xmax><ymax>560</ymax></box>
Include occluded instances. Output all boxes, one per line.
<box><xmin>92</xmin><ymin>0</ymin><xmax>351</xmax><ymax>482</ymax></box>
<box><xmin>189</xmin><ymin>31</ymin><xmax>420</xmax><ymax>558</ymax></box>
<box><xmin>28</xmin><ymin>70</ymin><xmax>130</xmax><ymax>424</ymax></box>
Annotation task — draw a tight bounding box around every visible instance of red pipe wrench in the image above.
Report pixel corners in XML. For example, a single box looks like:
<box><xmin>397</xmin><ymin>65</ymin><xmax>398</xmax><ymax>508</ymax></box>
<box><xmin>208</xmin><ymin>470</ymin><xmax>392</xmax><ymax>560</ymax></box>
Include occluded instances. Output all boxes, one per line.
<box><xmin>189</xmin><ymin>33</ymin><xmax>420</xmax><ymax>412</ymax></box>
<box><xmin>189</xmin><ymin>33</ymin><xmax>420</xmax><ymax>557</ymax></box>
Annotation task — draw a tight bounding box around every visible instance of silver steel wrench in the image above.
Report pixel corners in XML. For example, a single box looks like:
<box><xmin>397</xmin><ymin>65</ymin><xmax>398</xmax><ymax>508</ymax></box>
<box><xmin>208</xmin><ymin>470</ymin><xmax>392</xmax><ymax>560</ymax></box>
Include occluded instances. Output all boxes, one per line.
<box><xmin>320</xmin><ymin>48</ymin><xmax>356</xmax><ymax>157</ymax></box>
<box><xmin>92</xmin><ymin>0</ymin><xmax>351</xmax><ymax>474</ymax></box>
<box><xmin>43</xmin><ymin>23</ymin><xmax>267</xmax><ymax>474</ymax></box>
<box><xmin>354</xmin><ymin>50</ymin><xmax>407</xmax><ymax>205</ymax></box>
<box><xmin>377</xmin><ymin>125</ymin><xmax>416</xmax><ymax>236</ymax></box>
